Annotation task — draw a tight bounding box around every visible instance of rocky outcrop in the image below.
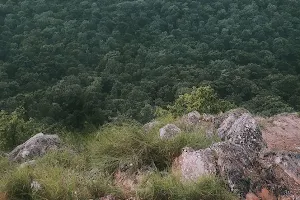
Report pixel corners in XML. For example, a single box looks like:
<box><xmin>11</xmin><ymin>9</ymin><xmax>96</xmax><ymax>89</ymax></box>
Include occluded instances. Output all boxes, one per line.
<box><xmin>218</xmin><ymin>112</ymin><xmax>266</xmax><ymax>159</ymax></box>
<box><xmin>214</xmin><ymin>108</ymin><xmax>249</xmax><ymax>129</ymax></box>
<box><xmin>260</xmin><ymin>151</ymin><xmax>300</xmax><ymax>196</ymax></box>
<box><xmin>8</xmin><ymin>133</ymin><xmax>61</xmax><ymax>162</ymax></box>
<box><xmin>159</xmin><ymin>124</ymin><xmax>181</xmax><ymax>139</ymax></box>
<box><xmin>212</xmin><ymin>141</ymin><xmax>255</xmax><ymax>195</ymax></box>
<box><xmin>257</xmin><ymin>113</ymin><xmax>300</xmax><ymax>153</ymax></box>
<box><xmin>177</xmin><ymin>147</ymin><xmax>217</xmax><ymax>181</ymax></box>
<box><xmin>173</xmin><ymin>109</ymin><xmax>300</xmax><ymax>198</ymax></box>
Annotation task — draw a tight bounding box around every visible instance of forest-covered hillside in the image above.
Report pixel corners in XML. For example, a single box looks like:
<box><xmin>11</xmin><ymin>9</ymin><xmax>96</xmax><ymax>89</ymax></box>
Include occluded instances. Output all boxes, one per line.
<box><xmin>0</xmin><ymin>0</ymin><xmax>300</xmax><ymax>129</ymax></box>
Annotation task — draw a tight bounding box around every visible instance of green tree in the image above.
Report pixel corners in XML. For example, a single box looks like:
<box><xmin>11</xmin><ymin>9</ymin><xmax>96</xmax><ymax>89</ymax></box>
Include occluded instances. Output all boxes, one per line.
<box><xmin>0</xmin><ymin>107</ymin><xmax>43</xmax><ymax>150</ymax></box>
<box><xmin>168</xmin><ymin>86</ymin><xmax>234</xmax><ymax>116</ymax></box>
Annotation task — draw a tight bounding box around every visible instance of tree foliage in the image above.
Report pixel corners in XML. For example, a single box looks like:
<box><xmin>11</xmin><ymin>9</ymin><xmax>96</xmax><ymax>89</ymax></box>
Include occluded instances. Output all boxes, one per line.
<box><xmin>168</xmin><ymin>86</ymin><xmax>234</xmax><ymax>116</ymax></box>
<box><xmin>0</xmin><ymin>0</ymin><xmax>300</xmax><ymax>129</ymax></box>
<box><xmin>0</xmin><ymin>108</ymin><xmax>43</xmax><ymax>150</ymax></box>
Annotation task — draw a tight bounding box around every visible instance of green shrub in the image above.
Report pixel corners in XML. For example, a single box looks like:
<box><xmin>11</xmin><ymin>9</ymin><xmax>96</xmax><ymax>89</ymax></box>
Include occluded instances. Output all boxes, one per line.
<box><xmin>0</xmin><ymin>156</ymin><xmax>12</xmax><ymax>175</ymax></box>
<box><xmin>168</xmin><ymin>86</ymin><xmax>234</xmax><ymax>116</ymax></box>
<box><xmin>137</xmin><ymin>173</ymin><xmax>237</xmax><ymax>200</ymax></box>
<box><xmin>0</xmin><ymin>108</ymin><xmax>44</xmax><ymax>151</ymax></box>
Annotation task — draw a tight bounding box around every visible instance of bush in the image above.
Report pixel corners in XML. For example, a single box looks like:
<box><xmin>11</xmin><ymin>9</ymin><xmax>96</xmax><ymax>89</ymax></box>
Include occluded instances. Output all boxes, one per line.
<box><xmin>168</xmin><ymin>86</ymin><xmax>234</xmax><ymax>116</ymax></box>
<box><xmin>0</xmin><ymin>108</ymin><xmax>44</xmax><ymax>151</ymax></box>
<box><xmin>0</xmin><ymin>156</ymin><xmax>11</xmax><ymax>175</ymax></box>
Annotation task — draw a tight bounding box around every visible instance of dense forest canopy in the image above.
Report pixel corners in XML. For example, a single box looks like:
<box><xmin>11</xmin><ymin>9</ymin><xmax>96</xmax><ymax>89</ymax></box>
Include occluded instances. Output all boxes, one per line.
<box><xmin>0</xmin><ymin>0</ymin><xmax>300</xmax><ymax>129</ymax></box>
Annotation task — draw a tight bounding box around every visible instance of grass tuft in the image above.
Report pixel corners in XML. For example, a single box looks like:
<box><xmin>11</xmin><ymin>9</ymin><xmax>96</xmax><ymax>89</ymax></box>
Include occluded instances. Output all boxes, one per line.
<box><xmin>88</xmin><ymin>122</ymin><xmax>218</xmax><ymax>173</ymax></box>
<box><xmin>137</xmin><ymin>172</ymin><xmax>237</xmax><ymax>200</ymax></box>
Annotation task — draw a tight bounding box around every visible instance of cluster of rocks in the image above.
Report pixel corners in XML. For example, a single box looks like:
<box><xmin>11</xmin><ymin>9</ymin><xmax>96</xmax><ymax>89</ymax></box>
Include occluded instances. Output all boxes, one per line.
<box><xmin>142</xmin><ymin>109</ymin><xmax>300</xmax><ymax>198</ymax></box>
<box><xmin>172</xmin><ymin>109</ymin><xmax>300</xmax><ymax>199</ymax></box>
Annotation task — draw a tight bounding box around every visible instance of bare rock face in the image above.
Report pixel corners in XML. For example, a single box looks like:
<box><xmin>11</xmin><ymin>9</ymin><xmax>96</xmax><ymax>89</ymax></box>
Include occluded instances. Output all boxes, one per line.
<box><xmin>159</xmin><ymin>124</ymin><xmax>181</xmax><ymax>139</ymax></box>
<box><xmin>214</xmin><ymin>108</ymin><xmax>249</xmax><ymax>130</ymax></box>
<box><xmin>257</xmin><ymin>113</ymin><xmax>300</xmax><ymax>153</ymax></box>
<box><xmin>177</xmin><ymin>147</ymin><xmax>217</xmax><ymax>181</ymax></box>
<box><xmin>211</xmin><ymin>142</ymin><xmax>252</xmax><ymax>195</ymax></box>
<box><xmin>260</xmin><ymin>151</ymin><xmax>300</xmax><ymax>196</ymax></box>
<box><xmin>8</xmin><ymin>133</ymin><xmax>61</xmax><ymax>162</ymax></box>
<box><xmin>217</xmin><ymin>108</ymin><xmax>249</xmax><ymax>138</ymax></box>
<box><xmin>219</xmin><ymin>113</ymin><xmax>266</xmax><ymax>159</ymax></box>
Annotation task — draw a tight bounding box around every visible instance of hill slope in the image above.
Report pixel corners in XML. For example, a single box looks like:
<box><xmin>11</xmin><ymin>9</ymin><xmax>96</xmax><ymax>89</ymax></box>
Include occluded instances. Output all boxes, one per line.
<box><xmin>1</xmin><ymin>0</ymin><xmax>300</xmax><ymax>128</ymax></box>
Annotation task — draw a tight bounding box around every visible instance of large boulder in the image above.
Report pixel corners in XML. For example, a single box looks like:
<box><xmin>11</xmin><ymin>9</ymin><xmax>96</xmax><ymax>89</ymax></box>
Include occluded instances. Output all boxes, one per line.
<box><xmin>260</xmin><ymin>151</ymin><xmax>300</xmax><ymax>196</ymax></box>
<box><xmin>8</xmin><ymin>133</ymin><xmax>61</xmax><ymax>162</ymax></box>
<box><xmin>211</xmin><ymin>142</ymin><xmax>253</xmax><ymax>195</ymax></box>
<box><xmin>175</xmin><ymin>147</ymin><xmax>217</xmax><ymax>181</ymax></box>
<box><xmin>159</xmin><ymin>124</ymin><xmax>181</xmax><ymax>139</ymax></box>
<box><xmin>218</xmin><ymin>113</ymin><xmax>266</xmax><ymax>159</ymax></box>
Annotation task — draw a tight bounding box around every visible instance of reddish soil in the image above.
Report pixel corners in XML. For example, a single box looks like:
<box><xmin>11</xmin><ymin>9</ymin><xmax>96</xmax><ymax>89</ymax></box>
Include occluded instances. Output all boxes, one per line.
<box><xmin>256</xmin><ymin>113</ymin><xmax>300</xmax><ymax>152</ymax></box>
<box><xmin>0</xmin><ymin>193</ymin><xmax>7</xmax><ymax>200</ymax></box>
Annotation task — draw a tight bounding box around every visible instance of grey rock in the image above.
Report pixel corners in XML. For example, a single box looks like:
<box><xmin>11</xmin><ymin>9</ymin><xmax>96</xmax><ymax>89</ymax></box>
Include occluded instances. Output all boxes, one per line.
<box><xmin>219</xmin><ymin>113</ymin><xmax>266</xmax><ymax>159</ymax></box>
<box><xmin>8</xmin><ymin>133</ymin><xmax>61</xmax><ymax>162</ymax></box>
<box><xmin>186</xmin><ymin>111</ymin><xmax>201</xmax><ymax>124</ymax></box>
<box><xmin>177</xmin><ymin>142</ymin><xmax>252</xmax><ymax>196</ymax></box>
<box><xmin>261</xmin><ymin>151</ymin><xmax>300</xmax><ymax>191</ymax></box>
<box><xmin>214</xmin><ymin>108</ymin><xmax>249</xmax><ymax>129</ymax></box>
<box><xmin>174</xmin><ymin>109</ymin><xmax>300</xmax><ymax>197</ymax></box>
<box><xmin>159</xmin><ymin>124</ymin><xmax>181</xmax><ymax>139</ymax></box>
<box><xmin>211</xmin><ymin>142</ymin><xmax>252</xmax><ymax>196</ymax></box>
<box><xmin>179</xmin><ymin>147</ymin><xmax>217</xmax><ymax>181</ymax></box>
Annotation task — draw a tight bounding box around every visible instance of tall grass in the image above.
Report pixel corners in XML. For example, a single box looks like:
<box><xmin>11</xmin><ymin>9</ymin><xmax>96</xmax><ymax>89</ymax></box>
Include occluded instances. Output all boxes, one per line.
<box><xmin>88</xmin><ymin>122</ymin><xmax>218</xmax><ymax>173</ymax></box>
<box><xmin>0</xmin><ymin>149</ymin><xmax>123</xmax><ymax>200</ymax></box>
<box><xmin>0</xmin><ymin>121</ymin><xmax>234</xmax><ymax>200</ymax></box>
<box><xmin>137</xmin><ymin>172</ymin><xmax>237</xmax><ymax>200</ymax></box>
